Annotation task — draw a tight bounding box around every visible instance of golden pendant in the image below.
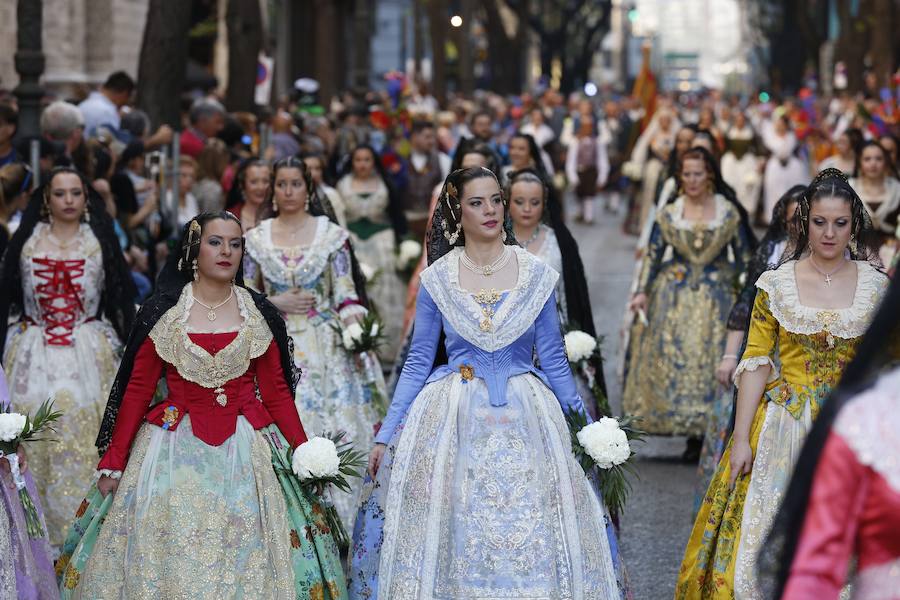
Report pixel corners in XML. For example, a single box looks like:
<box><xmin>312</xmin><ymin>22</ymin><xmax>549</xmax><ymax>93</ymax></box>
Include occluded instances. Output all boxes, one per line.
<box><xmin>480</xmin><ymin>319</ymin><xmax>493</xmax><ymax>332</ymax></box>
<box><xmin>207</xmin><ymin>310</ymin><xmax>217</xmax><ymax>322</ymax></box>
<box><xmin>215</xmin><ymin>387</ymin><xmax>227</xmax><ymax>406</ymax></box>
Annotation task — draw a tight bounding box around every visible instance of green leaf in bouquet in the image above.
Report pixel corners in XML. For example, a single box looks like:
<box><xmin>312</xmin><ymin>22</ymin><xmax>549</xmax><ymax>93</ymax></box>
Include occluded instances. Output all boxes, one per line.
<box><xmin>22</xmin><ymin>398</ymin><xmax>63</xmax><ymax>443</ymax></box>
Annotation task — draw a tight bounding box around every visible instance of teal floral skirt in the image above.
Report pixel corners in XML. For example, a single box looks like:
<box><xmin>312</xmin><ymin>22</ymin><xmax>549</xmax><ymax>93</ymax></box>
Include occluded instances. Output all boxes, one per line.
<box><xmin>57</xmin><ymin>417</ymin><xmax>346</xmax><ymax>599</ymax></box>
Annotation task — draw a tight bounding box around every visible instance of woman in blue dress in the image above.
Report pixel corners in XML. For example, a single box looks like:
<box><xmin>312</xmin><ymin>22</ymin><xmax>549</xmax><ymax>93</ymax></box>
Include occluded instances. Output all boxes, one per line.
<box><xmin>350</xmin><ymin>166</ymin><xmax>625</xmax><ymax>599</ymax></box>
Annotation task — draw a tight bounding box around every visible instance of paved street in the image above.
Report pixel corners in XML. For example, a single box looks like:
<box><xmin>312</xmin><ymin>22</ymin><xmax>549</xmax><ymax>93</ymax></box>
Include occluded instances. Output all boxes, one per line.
<box><xmin>565</xmin><ymin>195</ymin><xmax>696</xmax><ymax>599</ymax></box>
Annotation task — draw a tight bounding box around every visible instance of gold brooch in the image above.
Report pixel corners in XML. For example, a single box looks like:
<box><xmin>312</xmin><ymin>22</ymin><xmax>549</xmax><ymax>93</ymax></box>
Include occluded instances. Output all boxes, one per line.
<box><xmin>459</xmin><ymin>364</ymin><xmax>475</xmax><ymax>382</ymax></box>
<box><xmin>473</xmin><ymin>289</ymin><xmax>502</xmax><ymax>333</ymax></box>
<box><xmin>447</xmin><ymin>182</ymin><xmax>458</xmax><ymax>199</ymax></box>
<box><xmin>162</xmin><ymin>405</ymin><xmax>179</xmax><ymax>430</ymax></box>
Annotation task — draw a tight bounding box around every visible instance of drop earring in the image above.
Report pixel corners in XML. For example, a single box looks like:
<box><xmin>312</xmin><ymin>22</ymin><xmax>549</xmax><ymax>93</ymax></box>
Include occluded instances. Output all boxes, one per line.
<box><xmin>192</xmin><ymin>259</ymin><xmax>199</xmax><ymax>281</ymax></box>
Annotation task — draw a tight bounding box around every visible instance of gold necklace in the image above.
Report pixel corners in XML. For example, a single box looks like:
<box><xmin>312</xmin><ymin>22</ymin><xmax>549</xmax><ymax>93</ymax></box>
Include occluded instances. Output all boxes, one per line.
<box><xmin>193</xmin><ymin>287</ymin><xmax>234</xmax><ymax>321</ymax></box>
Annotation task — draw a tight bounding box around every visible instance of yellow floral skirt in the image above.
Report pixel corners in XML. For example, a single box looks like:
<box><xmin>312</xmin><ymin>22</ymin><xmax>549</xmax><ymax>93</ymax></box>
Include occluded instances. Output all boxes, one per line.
<box><xmin>675</xmin><ymin>398</ymin><xmax>767</xmax><ymax>599</ymax></box>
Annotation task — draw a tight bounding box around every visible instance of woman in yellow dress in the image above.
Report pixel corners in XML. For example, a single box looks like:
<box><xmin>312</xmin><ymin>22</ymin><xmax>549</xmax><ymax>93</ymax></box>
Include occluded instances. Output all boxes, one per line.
<box><xmin>675</xmin><ymin>168</ymin><xmax>888</xmax><ymax>600</ymax></box>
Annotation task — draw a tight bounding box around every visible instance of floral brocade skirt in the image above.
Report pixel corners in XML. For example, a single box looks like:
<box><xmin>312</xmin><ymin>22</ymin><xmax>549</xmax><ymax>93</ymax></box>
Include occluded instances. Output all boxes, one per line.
<box><xmin>676</xmin><ymin>384</ymin><xmax>816</xmax><ymax>599</ymax></box>
<box><xmin>57</xmin><ymin>416</ymin><xmax>347</xmax><ymax>600</ymax></box>
<box><xmin>4</xmin><ymin>322</ymin><xmax>120</xmax><ymax>547</ymax></box>
<box><xmin>350</xmin><ymin>372</ymin><xmax>627</xmax><ymax>600</ymax></box>
<box><xmin>622</xmin><ymin>266</ymin><xmax>734</xmax><ymax>437</ymax></box>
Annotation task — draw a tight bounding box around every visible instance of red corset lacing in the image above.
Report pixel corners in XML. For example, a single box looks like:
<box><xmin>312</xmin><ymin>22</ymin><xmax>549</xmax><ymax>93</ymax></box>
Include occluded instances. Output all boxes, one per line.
<box><xmin>31</xmin><ymin>257</ymin><xmax>87</xmax><ymax>346</ymax></box>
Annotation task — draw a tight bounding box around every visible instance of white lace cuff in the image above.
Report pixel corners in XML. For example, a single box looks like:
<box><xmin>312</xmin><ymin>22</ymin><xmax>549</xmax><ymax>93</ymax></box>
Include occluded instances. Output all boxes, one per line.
<box><xmin>734</xmin><ymin>356</ymin><xmax>778</xmax><ymax>389</ymax></box>
<box><xmin>96</xmin><ymin>469</ymin><xmax>122</xmax><ymax>480</ymax></box>
<box><xmin>339</xmin><ymin>304</ymin><xmax>368</xmax><ymax>320</ymax></box>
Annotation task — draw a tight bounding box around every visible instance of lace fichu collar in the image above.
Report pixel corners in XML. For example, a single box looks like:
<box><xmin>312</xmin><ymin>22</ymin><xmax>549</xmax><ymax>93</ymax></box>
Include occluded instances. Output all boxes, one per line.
<box><xmin>420</xmin><ymin>246</ymin><xmax>558</xmax><ymax>352</ymax></box>
<box><xmin>835</xmin><ymin>367</ymin><xmax>900</xmax><ymax>495</ymax></box>
<box><xmin>244</xmin><ymin>217</ymin><xmax>347</xmax><ymax>288</ymax></box>
<box><xmin>149</xmin><ymin>285</ymin><xmax>273</xmax><ymax>388</ymax></box>
<box><xmin>756</xmin><ymin>260</ymin><xmax>887</xmax><ymax>339</ymax></box>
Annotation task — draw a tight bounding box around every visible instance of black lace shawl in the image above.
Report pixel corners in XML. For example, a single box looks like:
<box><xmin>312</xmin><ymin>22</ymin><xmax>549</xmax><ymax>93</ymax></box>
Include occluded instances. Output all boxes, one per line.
<box><xmin>95</xmin><ymin>220</ymin><xmax>299</xmax><ymax>455</ymax></box>
<box><xmin>507</xmin><ymin>166</ymin><xmax>609</xmax><ymax>399</ymax></box>
<box><xmin>0</xmin><ymin>172</ymin><xmax>135</xmax><ymax>358</ymax></box>
<box><xmin>725</xmin><ymin>184</ymin><xmax>805</xmax><ymax>331</ymax></box>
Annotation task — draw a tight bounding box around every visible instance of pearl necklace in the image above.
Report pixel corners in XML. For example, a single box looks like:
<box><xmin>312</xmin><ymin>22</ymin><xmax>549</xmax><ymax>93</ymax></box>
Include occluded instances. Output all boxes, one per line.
<box><xmin>193</xmin><ymin>287</ymin><xmax>234</xmax><ymax>321</ymax></box>
<box><xmin>461</xmin><ymin>246</ymin><xmax>511</xmax><ymax>277</ymax></box>
<box><xmin>808</xmin><ymin>255</ymin><xmax>846</xmax><ymax>287</ymax></box>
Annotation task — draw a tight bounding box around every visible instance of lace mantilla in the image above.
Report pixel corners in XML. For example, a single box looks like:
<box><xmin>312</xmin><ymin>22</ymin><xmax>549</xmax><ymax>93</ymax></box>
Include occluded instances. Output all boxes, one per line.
<box><xmin>756</xmin><ymin>260</ymin><xmax>887</xmax><ymax>339</ymax></box>
<box><xmin>420</xmin><ymin>246</ymin><xmax>559</xmax><ymax>352</ymax></box>
<box><xmin>244</xmin><ymin>217</ymin><xmax>347</xmax><ymax>288</ymax></box>
<box><xmin>148</xmin><ymin>285</ymin><xmax>273</xmax><ymax>389</ymax></box>
<box><xmin>834</xmin><ymin>367</ymin><xmax>900</xmax><ymax>496</ymax></box>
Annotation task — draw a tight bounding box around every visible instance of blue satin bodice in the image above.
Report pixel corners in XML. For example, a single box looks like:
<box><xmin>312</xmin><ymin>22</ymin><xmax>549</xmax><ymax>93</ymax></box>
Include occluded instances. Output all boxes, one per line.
<box><xmin>375</xmin><ymin>284</ymin><xmax>586</xmax><ymax>445</ymax></box>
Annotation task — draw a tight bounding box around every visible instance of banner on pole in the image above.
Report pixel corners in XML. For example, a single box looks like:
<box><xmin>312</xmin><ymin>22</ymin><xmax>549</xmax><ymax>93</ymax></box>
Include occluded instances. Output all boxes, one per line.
<box><xmin>255</xmin><ymin>54</ymin><xmax>274</xmax><ymax>106</ymax></box>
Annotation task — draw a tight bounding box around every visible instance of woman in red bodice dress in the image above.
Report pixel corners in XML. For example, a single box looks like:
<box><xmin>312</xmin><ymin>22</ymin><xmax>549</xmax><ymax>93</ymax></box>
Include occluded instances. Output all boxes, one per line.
<box><xmin>56</xmin><ymin>212</ymin><xmax>346</xmax><ymax>599</ymax></box>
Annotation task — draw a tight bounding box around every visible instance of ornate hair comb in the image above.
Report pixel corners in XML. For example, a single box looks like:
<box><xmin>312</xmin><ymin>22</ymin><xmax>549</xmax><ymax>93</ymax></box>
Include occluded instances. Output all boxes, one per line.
<box><xmin>810</xmin><ymin>167</ymin><xmax>850</xmax><ymax>186</ymax></box>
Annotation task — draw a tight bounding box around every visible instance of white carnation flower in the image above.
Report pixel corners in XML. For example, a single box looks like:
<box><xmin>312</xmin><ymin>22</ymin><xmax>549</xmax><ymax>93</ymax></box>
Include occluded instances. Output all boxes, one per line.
<box><xmin>0</xmin><ymin>413</ymin><xmax>27</xmax><ymax>443</ymax></box>
<box><xmin>342</xmin><ymin>329</ymin><xmax>355</xmax><ymax>350</ymax></box>
<box><xmin>564</xmin><ymin>330</ymin><xmax>597</xmax><ymax>363</ymax></box>
<box><xmin>576</xmin><ymin>419</ymin><xmax>631</xmax><ymax>469</ymax></box>
<box><xmin>359</xmin><ymin>262</ymin><xmax>376</xmax><ymax>281</ymax></box>
<box><xmin>398</xmin><ymin>239</ymin><xmax>422</xmax><ymax>264</ymax></box>
<box><xmin>292</xmin><ymin>436</ymin><xmax>341</xmax><ymax>480</ymax></box>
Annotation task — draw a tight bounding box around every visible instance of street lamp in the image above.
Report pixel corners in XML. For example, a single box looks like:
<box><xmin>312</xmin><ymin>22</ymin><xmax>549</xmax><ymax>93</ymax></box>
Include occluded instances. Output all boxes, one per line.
<box><xmin>13</xmin><ymin>0</ymin><xmax>45</xmax><ymax>141</ymax></box>
<box><xmin>450</xmin><ymin>15</ymin><xmax>463</xmax><ymax>28</ymax></box>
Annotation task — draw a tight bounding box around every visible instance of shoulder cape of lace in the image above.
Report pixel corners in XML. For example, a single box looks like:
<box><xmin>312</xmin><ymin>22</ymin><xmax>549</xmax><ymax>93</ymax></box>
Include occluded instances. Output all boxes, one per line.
<box><xmin>244</xmin><ymin>217</ymin><xmax>348</xmax><ymax>288</ymax></box>
<box><xmin>755</xmin><ymin>260</ymin><xmax>887</xmax><ymax>339</ymax></box>
<box><xmin>835</xmin><ymin>367</ymin><xmax>900</xmax><ymax>495</ymax></box>
<box><xmin>148</xmin><ymin>285</ymin><xmax>273</xmax><ymax>388</ymax></box>
<box><xmin>419</xmin><ymin>245</ymin><xmax>559</xmax><ymax>352</ymax></box>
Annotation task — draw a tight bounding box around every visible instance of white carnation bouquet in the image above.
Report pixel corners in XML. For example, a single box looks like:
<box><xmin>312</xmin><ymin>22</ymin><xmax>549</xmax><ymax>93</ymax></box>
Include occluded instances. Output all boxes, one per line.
<box><xmin>336</xmin><ymin>313</ymin><xmax>384</xmax><ymax>355</ymax></box>
<box><xmin>395</xmin><ymin>239</ymin><xmax>423</xmax><ymax>279</ymax></box>
<box><xmin>359</xmin><ymin>262</ymin><xmax>381</xmax><ymax>286</ymax></box>
<box><xmin>291</xmin><ymin>431</ymin><xmax>366</xmax><ymax>551</ymax></box>
<box><xmin>565</xmin><ymin>409</ymin><xmax>643</xmax><ymax>518</ymax></box>
<box><xmin>564</xmin><ymin>330</ymin><xmax>612</xmax><ymax>416</ymax></box>
<box><xmin>333</xmin><ymin>313</ymin><xmax>388</xmax><ymax>417</ymax></box>
<box><xmin>0</xmin><ymin>399</ymin><xmax>62</xmax><ymax>539</ymax></box>
<box><xmin>621</xmin><ymin>160</ymin><xmax>643</xmax><ymax>181</ymax></box>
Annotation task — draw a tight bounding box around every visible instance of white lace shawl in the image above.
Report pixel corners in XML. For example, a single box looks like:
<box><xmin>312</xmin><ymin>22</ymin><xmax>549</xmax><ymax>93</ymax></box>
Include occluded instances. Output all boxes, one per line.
<box><xmin>420</xmin><ymin>246</ymin><xmax>559</xmax><ymax>352</ymax></box>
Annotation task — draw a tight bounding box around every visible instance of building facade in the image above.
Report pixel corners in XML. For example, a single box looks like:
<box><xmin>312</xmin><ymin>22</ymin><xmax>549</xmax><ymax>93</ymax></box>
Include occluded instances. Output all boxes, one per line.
<box><xmin>0</xmin><ymin>0</ymin><xmax>149</xmax><ymax>95</ymax></box>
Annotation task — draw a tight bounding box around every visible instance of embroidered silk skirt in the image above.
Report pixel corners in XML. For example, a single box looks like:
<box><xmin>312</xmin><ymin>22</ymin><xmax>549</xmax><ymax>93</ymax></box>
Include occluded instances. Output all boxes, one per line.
<box><xmin>350</xmin><ymin>372</ymin><xmax>625</xmax><ymax>599</ymax></box>
<box><xmin>3</xmin><ymin>321</ymin><xmax>120</xmax><ymax>547</ymax></box>
<box><xmin>676</xmin><ymin>389</ymin><xmax>814</xmax><ymax>599</ymax></box>
<box><xmin>57</xmin><ymin>416</ymin><xmax>346</xmax><ymax>600</ymax></box>
<box><xmin>0</xmin><ymin>466</ymin><xmax>58</xmax><ymax>599</ymax></box>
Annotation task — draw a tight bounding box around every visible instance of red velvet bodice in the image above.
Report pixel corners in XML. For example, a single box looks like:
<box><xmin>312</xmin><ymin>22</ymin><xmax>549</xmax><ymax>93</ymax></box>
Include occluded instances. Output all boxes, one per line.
<box><xmin>98</xmin><ymin>332</ymin><xmax>306</xmax><ymax>472</ymax></box>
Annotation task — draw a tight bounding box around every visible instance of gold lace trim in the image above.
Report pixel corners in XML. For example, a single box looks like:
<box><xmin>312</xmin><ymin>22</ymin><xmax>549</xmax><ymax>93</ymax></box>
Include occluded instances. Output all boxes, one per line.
<box><xmin>149</xmin><ymin>286</ymin><xmax>273</xmax><ymax>389</ymax></box>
